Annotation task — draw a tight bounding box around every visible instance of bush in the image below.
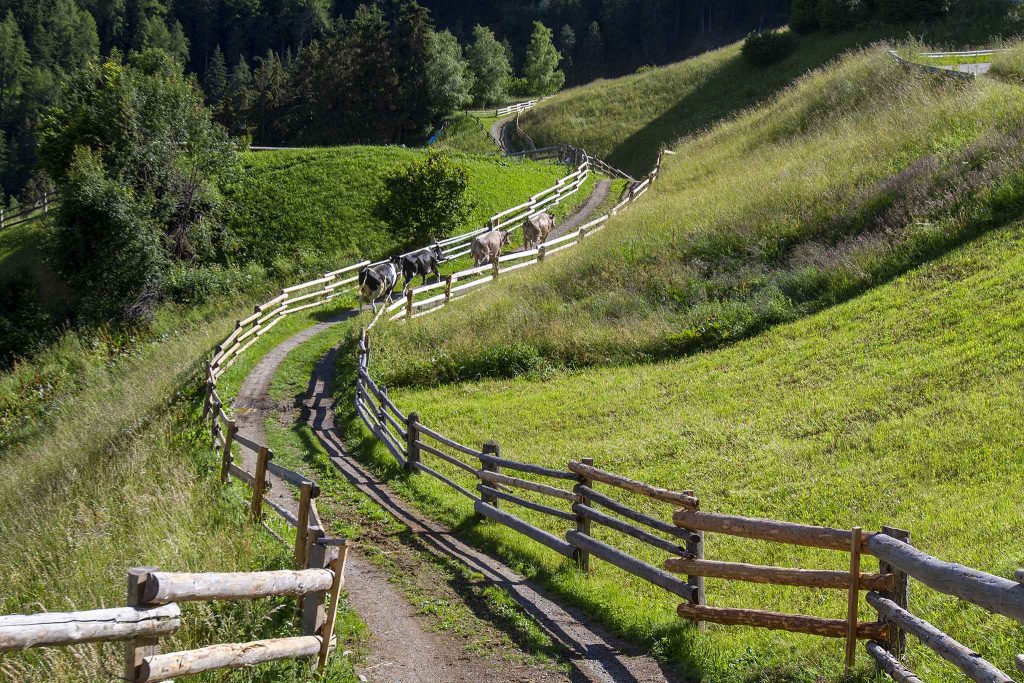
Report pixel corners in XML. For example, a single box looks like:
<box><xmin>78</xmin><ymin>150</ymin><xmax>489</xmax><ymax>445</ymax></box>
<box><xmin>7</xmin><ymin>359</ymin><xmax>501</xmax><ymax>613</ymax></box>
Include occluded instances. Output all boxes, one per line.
<box><xmin>505</xmin><ymin>76</ymin><xmax>531</xmax><ymax>98</ymax></box>
<box><xmin>816</xmin><ymin>0</ymin><xmax>866</xmax><ymax>31</ymax></box>
<box><xmin>374</xmin><ymin>150</ymin><xmax>476</xmax><ymax>249</ymax></box>
<box><xmin>878</xmin><ymin>0</ymin><xmax>949</xmax><ymax>22</ymax></box>
<box><xmin>790</xmin><ymin>0</ymin><xmax>820</xmax><ymax>33</ymax></box>
<box><xmin>741</xmin><ymin>30</ymin><xmax>797</xmax><ymax>67</ymax></box>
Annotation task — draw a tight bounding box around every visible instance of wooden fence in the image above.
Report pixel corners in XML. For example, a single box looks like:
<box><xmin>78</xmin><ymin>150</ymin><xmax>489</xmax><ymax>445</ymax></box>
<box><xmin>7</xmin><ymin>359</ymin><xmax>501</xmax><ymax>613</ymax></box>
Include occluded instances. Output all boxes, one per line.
<box><xmin>388</xmin><ymin>149</ymin><xmax>663</xmax><ymax>323</ymax></box>
<box><xmin>0</xmin><ymin>553</ymin><xmax>350</xmax><ymax>681</ymax></box>
<box><xmin>356</xmin><ymin>325</ymin><xmax>1024</xmax><ymax>679</ymax></box>
<box><xmin>0</xmin><ymin>191</ymin><xmax>59</xmax><ymax>231</ymax></box>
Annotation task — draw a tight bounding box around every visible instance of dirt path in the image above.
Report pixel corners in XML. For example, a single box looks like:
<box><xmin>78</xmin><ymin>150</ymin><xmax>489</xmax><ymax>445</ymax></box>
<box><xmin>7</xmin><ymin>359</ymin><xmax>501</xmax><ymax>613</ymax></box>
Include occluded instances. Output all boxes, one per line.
<box><xmin>224</xmin><ymin>178</ymin><xmax>677</xmax><ymax>682</ymax></box>
<box><xmin>490</xmin><ymin>117</ymin><xmax>522</xmax><ymax>155</ymax></box>
<box><xmin>550</xmin><ymin>180</ymin><xmax>613</xmax><ymax>240</ymax></box>
<box><xmin>308</xmin><ymin>348</ymin><xmax>681</xmax><ymax>683</ymax></box>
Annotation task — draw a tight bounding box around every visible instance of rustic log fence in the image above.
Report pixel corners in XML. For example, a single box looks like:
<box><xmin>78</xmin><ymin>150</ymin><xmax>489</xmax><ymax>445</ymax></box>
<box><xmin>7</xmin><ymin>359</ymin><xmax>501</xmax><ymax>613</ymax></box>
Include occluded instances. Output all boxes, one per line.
<box><xmin>354</xmin><ymin>339</ymin><xmax>1024</xmax><ymax>679</ymax></box>
<box><xmin>1</xmin><ymin>552</ymin><xmax>350</xmax><ymax>681</ymax></box>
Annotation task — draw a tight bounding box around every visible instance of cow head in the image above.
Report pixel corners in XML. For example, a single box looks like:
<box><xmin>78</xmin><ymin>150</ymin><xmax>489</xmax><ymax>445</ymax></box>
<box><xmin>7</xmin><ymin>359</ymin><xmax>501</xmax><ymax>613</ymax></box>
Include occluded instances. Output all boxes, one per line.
<box><xmin>432</xmin><ymin>244</ymin><xmax>444</xmax><ymax>261</ymax></box>
<box><xmin>500</xmin><ymin>230</ymin><xmax>511</xmax><ymax>246</ymax></box>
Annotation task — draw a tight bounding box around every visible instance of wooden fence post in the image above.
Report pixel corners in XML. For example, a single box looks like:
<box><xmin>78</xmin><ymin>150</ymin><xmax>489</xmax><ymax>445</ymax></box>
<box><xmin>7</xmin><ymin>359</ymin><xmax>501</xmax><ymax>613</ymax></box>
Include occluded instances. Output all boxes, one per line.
<box><xmin>574</xmin><ymin>457</ymin><xmax>593</xmax><ymax>572</ymax></box>
<box><xmin>1</xmin><ymin>208</ymin><xmax>5</xmax><ymax>230</ymax></box>
<box><xmin>317</xmin><ymin>540</ymin><xmax>351</xmax><ymax>672</ymax></box>
<box><xmin>445</xmin><ymin>275</ymin><xmax>453</xmax><ymax>302</ymax></box>
<box><xmin>210</xmin><ymin>399</ymin><xmax>222</xmax><ymax>444</ymax></box>
<box><xmin>202</xmin><ymin>380</ymin><xmax>214</xmax><ymax>419</ymax></box>
<box><xmin>301</xmin><ymin>532</ymin><xmax>334</xmax><ymax>637</ymax></box>
<box><xmin>250</xmin><ymin>447</ymin><xmax>271</xmax><ymax>522</ymax></box>
<box><xmin>406</xmin><ymin>412</ymin><xmax>421</xmax><ymax>474</ymax></box>
<box><xmin>845</xmin><ymin>526</ymin><xmax>863</xmax><ymax>673</ymax></box>
<box><xmin>124</xmin><ymin>567</ymin><xmax>159</xmax><ymax>683</ymax></box>
<box><xmin>295</xmin><ymin>482</ymin><xmax>319</xmax><ymax>567</ymax></box>
<box><xmin>877</xmin><ymin>526</ymin><xmax>911</xmax><ymax>663</ymax></box>
<box><xmin>220</xmin><ymin>421</ymin><xmax>237</xmax><ymax>483</ymax></box>
<box><xmin>685</xmin><ymin>493</ymin><xmax>706</xmax><ymax>631</ymax></box>
<box><xmin>478</xmin><ymin>442</ymin><xmax>501</xmax><ymax>516</ymax></box>
<box><xmin>538</xmin><ymin>245</ymin><xmax>546</xmax><ymax>263</ymax></box>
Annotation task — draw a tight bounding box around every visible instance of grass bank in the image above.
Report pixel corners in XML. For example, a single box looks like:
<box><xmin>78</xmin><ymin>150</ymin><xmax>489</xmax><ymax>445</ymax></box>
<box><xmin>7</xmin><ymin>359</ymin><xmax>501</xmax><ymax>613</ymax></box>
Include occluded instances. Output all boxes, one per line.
<box><xmin>370</xmin><ymin>47</ymin><xmax>1024</xmax><ymax>387</ymax></box>
<box><xmin>354</xmin><ymin>221</ymin><xmax>1024</xmax><ymax>683</ymax></box>
<box><xmin>0</xmin><ymin>299</ymin><xmax>363</xmax><ymax>682</ymax></box>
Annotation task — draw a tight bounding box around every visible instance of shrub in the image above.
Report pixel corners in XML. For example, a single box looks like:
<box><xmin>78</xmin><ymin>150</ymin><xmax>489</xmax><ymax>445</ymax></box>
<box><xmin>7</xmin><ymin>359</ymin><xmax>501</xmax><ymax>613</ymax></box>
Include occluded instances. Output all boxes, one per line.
<box><xmin>790</xmin><ymin>0</ymin><xmax>820</xmax><ymax>34</ymax></box>
<box><xmin>505</xmin><ymin>76</ymin><xmax>531</xmax><ymax>98</ymax></box>
<box><xmin>374</xmin><ymin>150</ymin><xmax>476</xmax><ymax>249</ymax></box>
<box><xmin>742</xmin><ymin>30</ymin><xmax>797</xmax><ymax>67</ymax></box>
<box><xmin>878</xmin><ymin>0</ymin><xmax>949</xmax><ymax>22</ymax></box>
<box><xmin>817</xmin><ymin>0</ymin><xmax>866</xmax><ymax>31</ymax></box>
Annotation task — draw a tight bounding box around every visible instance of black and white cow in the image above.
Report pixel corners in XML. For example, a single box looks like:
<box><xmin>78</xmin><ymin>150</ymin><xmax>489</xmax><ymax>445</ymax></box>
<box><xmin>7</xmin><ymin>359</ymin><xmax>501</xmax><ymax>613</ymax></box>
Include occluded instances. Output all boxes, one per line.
<box><xmin>400</xmin><ymin>245</ymin><xmax>443</xmax><ymax>289</ymax></box>
<box><xmin>358</xmin><ymin>256</ymin><xmax>401</xmax><ymax>312</ymax></box>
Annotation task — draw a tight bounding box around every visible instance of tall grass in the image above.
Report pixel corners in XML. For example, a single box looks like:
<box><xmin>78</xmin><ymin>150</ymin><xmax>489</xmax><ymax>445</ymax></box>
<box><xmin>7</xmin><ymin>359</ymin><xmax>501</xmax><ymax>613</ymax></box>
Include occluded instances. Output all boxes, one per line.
<box><xmin>370</xmin><ymin>47</ymin><xmax>1024</xmax><ymax>388</ymax></box>
<box><xmin>0</xmin><ymin>301</ymin><xmax>362</xmax><ymax>682</ymax></box>
<box><xmin>988</xmin><ymin>38</ymin><xmax>1024</xmax><ymax>84</ymax></box>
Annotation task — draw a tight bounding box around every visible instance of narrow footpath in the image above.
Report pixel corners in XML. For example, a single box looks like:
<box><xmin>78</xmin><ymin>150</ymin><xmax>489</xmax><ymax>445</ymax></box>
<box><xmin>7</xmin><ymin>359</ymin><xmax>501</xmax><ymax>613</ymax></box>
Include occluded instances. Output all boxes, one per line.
<box><xmin>226</xmin><ymin>185</ymin><xmax>680</xmax><ymax>682</ymax></box>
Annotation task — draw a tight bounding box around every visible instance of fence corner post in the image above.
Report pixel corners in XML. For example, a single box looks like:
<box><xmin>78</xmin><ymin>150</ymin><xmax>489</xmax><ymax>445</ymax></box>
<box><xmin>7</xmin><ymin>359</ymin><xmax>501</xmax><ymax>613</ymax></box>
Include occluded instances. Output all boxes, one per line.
<box><xmin>878</xmin><ymin>526</ymin><xmax>911</xmax><ymax>664</ymax></box>
<box><xmin>124</xmin><ymin>566</ymin><xmax>160</xmax><ymax>683</ymax></box>
<box><xmin>478</xmin><ymin>442</ymin><xmax>501</xmax><ymax>516</ymax></box>
<box><xmin>573</xmin><ymin>457</ymin><xmax>593</xmax><ymax>572</ymax></box>
<box><xmin>250</xmin><ymin>446</ymin><xmax>271</xmax><ymax>522</ymax></box>
<box><xmin>317</xmin><ymin>539</ymin><xmax>350</xmax><ymax>672</ymax></box>
<box><xmin>406</xmin><ymin>412</ymin><xmax>421</xmax><ymax>474</ymax></box>
<box><xmin>220</xmin><ymin>421</ymin><xmax>237</xmax><ymax>483</ymax></box>
<box><xmin>684</xmin><ymin>493</ymin><xmax>706</xmax><ymax>631</ymax></box>
<box><xmin>301</xmin><ymin>531</ymin><xmax>331</xmax><ymax>638</ymax></box>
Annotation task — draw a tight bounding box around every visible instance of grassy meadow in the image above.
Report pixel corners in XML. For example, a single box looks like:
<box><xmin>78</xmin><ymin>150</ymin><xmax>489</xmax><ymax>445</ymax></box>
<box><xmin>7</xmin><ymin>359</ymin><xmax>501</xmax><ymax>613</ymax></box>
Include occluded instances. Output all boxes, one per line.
<box><xmin>433</xmin><ymin>114</ymin><xmax>502</xmax><ymax>156</ymax></box>
<box><xmin>222</xmin><ymin>146</ymin><xmax>565</xmax><ymax>275</ymax></box>
<box><xmin>350</xmin><ymin>221</ymin><xmax>1024</xmax><ymax>683</ymax></box>
<box><xmin>369</xmin><ymin>47</ymin><xmax>1024</xmax><ymax>388</ymax></box>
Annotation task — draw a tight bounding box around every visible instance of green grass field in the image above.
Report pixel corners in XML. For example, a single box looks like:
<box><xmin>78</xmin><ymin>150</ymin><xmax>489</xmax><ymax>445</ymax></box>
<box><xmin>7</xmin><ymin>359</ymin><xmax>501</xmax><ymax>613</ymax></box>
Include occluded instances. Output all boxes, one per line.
<box><xmin>369</xmin><ymin>47</ymin><xmax>1024</xmax><ymax>388</ymax></box>
<box><xmin>353</xmin><ymin>220</ymin><xmax>1024</xmax><ymax>683</ymax></box>
<box><xmin>222</xmin><ymin>146</ymin><xmax>566</xmax><ymax>275</ymax></box>
<box><xmin>433</xmin><ymin>114</ymin><xmax>502</xmax><ymax>156</ymax></box>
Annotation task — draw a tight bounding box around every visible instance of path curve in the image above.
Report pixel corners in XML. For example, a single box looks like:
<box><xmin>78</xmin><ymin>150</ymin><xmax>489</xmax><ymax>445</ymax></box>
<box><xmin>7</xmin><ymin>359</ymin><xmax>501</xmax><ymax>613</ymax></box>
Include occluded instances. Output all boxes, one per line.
<box><xmin>490</xmin><ymin>117</ymin><xmax>515</xmax><ymax>154</ymax></box>
<box><xmin>226</xmin><ymin>181</ymin><xmax>679</xmax><ymax>682</ymax></box>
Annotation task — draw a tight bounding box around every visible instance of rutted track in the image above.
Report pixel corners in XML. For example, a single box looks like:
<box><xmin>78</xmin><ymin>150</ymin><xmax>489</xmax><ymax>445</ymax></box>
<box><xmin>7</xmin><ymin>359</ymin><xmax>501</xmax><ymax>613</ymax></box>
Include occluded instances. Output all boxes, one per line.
<box><xmin>228</xmin><ymin>186</ymin><xmax>679</xmax><ymax>682</ymax></box>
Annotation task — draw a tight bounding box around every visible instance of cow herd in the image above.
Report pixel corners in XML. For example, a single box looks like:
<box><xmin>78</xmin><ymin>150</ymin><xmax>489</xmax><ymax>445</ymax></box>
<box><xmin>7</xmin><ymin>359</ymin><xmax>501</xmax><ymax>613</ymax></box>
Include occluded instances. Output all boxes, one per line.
<box><xmin>358</xmin><ymin>212</ymin><xmax>557</xmax><ymax>312</ymax></box>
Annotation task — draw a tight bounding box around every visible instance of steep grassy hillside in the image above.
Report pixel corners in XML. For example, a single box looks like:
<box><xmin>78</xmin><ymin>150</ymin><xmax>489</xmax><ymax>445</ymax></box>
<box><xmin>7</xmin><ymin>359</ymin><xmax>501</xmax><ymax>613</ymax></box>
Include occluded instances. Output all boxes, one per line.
<box><xmin>0</xmin><ymin>297</ymin><xmax>363</xmax><ymax>681</ymax></box>
<box><xmin>222</xmin><ymin>146</ymin><xmax>565</xmax><ymax>274</ymax></box>
<box><xmin>356</xmin><ymin>221</ymin><xmax>1024</xmax><ymax>683</ymax></box>
<box><xmin>519</xmin><ymin>31</ymin><xmax>875</xmax><ymax>176</ymax></box>
<box><xmin>371</xmin><ymin>47</ymin><xmax>1024</xmax><ymax>387</ymax></box>
<box><xmin>433</xmin><ymin>115</ymin><xmax>501</xmax><ymax>156</ymax></box>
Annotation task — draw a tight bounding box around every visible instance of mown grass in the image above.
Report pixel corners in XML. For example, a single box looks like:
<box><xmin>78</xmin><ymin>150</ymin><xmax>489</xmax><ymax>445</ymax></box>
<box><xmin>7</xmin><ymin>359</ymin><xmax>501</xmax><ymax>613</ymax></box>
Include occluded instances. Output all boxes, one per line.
<box><xmin>370</xmin><ymin>47</ymin><xmax>1024</xmax><ymax>388</ymax></box>
<box><xmin>353</xmin><ymin>221</ymin><xmax>1024</xmax><ymax>683</ymax></box>
<box><xmin>0</xmin><ymin>300</ymin><xmax>362</xmax><ymax>682</ymax></box>
<box><xmin>222</xmin><ymin>146</ymin><xmax>565</xmax><ymax>275</ymax></box>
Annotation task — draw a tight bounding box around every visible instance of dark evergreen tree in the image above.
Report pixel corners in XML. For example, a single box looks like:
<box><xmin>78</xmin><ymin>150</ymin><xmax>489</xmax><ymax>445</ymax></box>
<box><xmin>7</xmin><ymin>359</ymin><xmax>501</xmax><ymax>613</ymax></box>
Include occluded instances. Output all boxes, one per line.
<box><xmin>204</xmin><ymin>44</ymin><xmax>227</xmax><ymax>104</ymax></box>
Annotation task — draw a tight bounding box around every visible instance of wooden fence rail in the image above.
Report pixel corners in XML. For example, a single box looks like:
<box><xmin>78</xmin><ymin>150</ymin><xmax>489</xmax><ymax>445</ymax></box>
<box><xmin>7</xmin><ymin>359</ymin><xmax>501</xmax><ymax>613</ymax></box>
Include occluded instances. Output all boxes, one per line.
<box><xmin>0</xmin><ymin>557</ymin><xmax>349</xmax><ymax>681</ymax></box>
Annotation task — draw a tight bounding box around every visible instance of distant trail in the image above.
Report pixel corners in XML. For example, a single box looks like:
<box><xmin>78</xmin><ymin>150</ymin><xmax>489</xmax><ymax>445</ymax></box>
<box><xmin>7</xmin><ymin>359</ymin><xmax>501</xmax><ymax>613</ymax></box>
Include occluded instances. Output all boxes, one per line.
<box><xmin>490</xmin><ymin>117</ymin><xmax>517</xmax><ymax>154</ymax></box>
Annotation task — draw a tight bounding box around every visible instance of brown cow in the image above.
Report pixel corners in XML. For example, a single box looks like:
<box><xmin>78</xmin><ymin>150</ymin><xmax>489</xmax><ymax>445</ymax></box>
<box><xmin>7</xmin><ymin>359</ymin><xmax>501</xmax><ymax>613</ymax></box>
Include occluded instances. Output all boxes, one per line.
<box><xmin>523</xmin><ymin>212</ymin><xmax>555</xmax><ymax>250</ymax></box>
<box><xmin>471</xmin><ymin>230</ymin><xmax>511</xmax><ymax>266</ymax></box>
